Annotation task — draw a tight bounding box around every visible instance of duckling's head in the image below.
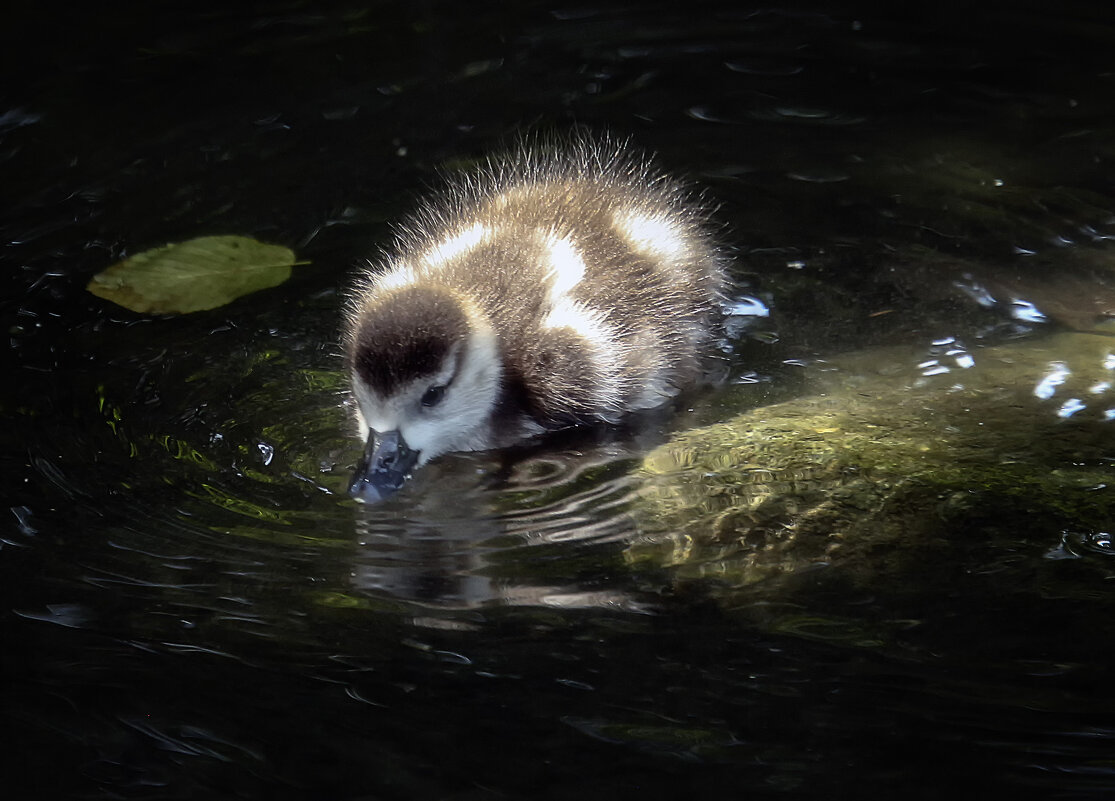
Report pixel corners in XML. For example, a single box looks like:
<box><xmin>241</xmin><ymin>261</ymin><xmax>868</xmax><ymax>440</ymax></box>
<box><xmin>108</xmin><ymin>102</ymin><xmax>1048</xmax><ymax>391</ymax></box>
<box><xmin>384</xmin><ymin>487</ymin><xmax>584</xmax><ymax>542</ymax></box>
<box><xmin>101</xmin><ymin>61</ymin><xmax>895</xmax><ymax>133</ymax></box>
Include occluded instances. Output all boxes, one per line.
<box><xmin>345</xmin><ymin>284</ymin><xmax>500</xmax><ymax>503</ymax></box>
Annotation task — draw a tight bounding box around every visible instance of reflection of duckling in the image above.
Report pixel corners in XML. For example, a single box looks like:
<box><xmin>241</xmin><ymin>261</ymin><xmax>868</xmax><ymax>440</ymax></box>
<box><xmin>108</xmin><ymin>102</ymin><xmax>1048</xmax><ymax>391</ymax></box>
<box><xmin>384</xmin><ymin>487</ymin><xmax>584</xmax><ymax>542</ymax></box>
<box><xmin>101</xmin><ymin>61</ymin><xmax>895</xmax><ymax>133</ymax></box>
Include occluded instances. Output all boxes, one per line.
<box><xmin>344</xmin><ymin>135</ymin><xmax>727</xmax><ymax>503</ymax></box>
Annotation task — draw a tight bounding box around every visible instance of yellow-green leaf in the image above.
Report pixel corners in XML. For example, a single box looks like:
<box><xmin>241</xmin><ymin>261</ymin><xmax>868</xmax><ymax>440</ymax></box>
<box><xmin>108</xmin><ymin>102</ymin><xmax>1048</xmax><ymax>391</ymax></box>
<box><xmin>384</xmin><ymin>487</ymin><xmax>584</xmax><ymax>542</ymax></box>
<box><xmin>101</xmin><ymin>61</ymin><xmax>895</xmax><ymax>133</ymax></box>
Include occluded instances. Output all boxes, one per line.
<box><xmin>87</xmin><ymin>235</ymin><xmax>297</xmax><ymax>314</ymax></box>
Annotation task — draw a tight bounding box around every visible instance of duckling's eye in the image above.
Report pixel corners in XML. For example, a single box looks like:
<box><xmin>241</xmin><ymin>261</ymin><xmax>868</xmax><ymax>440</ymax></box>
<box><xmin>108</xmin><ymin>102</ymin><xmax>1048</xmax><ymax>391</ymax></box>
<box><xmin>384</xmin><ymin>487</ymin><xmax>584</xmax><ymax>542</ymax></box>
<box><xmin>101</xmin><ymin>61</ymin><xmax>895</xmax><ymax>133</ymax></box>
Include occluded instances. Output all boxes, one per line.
<box><xmin>421</xmin><ymin>385</ymin><xmax>446</xmax><ymax>408</ymax></box>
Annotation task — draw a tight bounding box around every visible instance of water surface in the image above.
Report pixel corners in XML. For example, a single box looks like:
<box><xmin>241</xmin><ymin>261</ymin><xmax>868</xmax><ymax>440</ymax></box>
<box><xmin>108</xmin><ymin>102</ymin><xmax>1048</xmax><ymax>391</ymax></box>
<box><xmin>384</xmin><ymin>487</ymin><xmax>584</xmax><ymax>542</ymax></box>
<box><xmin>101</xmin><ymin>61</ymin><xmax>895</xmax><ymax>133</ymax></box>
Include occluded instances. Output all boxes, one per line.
<box><xmin>4</xmin><ymin>3</ymin><xmax>1115</xmax><ymax>798</ymax></box>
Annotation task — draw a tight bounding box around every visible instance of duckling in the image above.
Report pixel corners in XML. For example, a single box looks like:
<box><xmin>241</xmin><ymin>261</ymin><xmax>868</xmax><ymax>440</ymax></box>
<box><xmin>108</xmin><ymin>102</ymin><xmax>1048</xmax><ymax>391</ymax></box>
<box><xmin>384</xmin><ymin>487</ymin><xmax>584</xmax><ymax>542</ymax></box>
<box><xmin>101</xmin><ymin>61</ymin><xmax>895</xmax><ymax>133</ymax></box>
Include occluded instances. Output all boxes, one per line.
<box><xmin>344</xmin><ymin>135</ymin><xmax>727</xmax><ymax>503</ymax></box>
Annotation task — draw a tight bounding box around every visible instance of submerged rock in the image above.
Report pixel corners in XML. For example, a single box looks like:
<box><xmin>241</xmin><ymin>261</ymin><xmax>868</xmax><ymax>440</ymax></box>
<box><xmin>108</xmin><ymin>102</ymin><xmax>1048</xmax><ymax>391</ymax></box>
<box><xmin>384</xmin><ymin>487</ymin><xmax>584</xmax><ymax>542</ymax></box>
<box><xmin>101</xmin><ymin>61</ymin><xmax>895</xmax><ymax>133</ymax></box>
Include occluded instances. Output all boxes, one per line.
<box><xmin>628</xmin><ymin>330</ymin><xmax>1115</xmax><ymax>595</ymax></box>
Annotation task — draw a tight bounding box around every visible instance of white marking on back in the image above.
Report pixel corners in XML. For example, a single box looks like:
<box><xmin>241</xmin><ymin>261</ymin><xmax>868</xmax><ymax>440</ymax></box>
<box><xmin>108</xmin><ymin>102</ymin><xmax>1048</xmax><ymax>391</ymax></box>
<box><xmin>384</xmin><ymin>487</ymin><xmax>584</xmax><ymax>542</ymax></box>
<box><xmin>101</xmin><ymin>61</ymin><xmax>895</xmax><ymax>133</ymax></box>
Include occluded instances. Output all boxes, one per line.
<box><xmin>543</xmin><ymin>297</ymin><xmax>610</xmax><ymax>344</ymax></box>
<box><xmin>374</xmin><ymin>263</ymin><xmax>416</xmax><ymax>291</ymax></box>
<box><xmin>543</xmin><ymin>297</ymin><xmax>625</xmax><ymax>410</ymax></box>
<box><xmin>613</xmin><ymin>209</ymin><xmax>689</xmax><ymax>263</ymax></box>
<box><xmin>373</xmin><ymin>223</ymin><xmax>488</xmax><ymax>291</ymax></box>
<box><xmin>543</xmin><ymin>233</ymin><xmax>586</xmax><ymax>302</ymax></box>
<box><xmin>421</xmin><ymin>223</ymin><xmax>487</xmax><ymax>267</ymax></box>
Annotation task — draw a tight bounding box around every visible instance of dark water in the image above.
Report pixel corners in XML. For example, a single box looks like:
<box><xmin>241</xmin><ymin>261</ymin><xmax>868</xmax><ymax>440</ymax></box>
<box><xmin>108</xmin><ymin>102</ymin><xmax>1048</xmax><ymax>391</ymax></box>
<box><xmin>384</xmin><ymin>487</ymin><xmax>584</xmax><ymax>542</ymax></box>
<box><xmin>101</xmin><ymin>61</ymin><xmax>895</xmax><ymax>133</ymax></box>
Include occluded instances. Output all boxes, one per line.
<box><xmin>4</xmin><ymin>3</ymin><xmax>1115</xmax><ymax>798</ymax></box>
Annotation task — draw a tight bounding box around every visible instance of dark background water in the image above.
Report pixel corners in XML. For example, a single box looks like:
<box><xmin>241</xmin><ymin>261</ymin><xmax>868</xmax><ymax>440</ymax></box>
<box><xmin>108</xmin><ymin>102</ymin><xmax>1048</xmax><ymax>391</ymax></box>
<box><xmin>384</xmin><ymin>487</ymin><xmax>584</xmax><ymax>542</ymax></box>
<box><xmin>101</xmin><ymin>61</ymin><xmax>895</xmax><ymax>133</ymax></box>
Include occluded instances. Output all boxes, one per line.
<box><xmin>4</xmin><ymin>2</ymin><xmax>1115</xmax><ymax>799</ymax></box>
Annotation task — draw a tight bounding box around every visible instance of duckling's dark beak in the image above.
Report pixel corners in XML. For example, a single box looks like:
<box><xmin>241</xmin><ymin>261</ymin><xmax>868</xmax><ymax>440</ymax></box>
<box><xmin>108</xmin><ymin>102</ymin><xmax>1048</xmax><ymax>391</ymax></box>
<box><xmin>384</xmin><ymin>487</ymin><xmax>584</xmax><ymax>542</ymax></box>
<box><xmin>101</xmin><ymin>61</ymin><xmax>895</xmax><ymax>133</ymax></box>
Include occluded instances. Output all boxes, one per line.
<box><xmin>348</xmin><ymin>429</ymin><xmax>419</xmax><ymax>503</ymax></box>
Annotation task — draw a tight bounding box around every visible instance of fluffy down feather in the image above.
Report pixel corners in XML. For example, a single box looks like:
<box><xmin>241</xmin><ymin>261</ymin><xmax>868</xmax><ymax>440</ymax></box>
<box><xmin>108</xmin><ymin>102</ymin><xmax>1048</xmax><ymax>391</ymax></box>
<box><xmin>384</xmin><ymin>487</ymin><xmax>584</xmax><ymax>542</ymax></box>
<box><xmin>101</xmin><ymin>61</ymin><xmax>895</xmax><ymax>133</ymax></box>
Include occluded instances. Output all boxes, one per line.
<box><xmin>343</xmin><ymin>134</ymin><xmax>727</xmax><ymax>502</ymax></box>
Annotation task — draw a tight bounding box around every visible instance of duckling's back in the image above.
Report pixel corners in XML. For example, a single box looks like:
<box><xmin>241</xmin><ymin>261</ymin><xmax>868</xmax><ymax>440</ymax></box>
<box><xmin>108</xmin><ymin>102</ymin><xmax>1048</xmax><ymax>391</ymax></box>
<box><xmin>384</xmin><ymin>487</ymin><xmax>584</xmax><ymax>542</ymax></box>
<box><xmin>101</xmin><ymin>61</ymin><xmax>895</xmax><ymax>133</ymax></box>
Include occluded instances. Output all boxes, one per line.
<box><xmin>356</xmin><ymin>136</ymin><xmax>727</xmax><ymax>431</ymax></box>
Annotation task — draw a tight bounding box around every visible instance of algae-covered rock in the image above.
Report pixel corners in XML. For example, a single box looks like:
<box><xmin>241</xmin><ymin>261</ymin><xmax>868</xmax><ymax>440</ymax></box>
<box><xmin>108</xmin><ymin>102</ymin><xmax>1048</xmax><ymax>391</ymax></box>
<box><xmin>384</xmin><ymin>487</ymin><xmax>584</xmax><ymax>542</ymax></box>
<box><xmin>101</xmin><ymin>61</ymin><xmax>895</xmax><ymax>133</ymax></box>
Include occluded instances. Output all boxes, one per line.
<box><xmin>628</xmin><ymin>330</ymin><xmax>1115</xmax><ymax>593</ymax></box>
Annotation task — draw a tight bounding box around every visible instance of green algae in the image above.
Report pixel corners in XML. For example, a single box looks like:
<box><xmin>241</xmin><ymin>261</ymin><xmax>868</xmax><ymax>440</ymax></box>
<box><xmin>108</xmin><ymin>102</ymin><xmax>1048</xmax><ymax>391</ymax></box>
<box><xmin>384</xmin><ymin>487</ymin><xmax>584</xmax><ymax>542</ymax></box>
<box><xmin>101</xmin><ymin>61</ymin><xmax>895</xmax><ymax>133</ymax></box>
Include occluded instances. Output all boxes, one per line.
<box><xmin>628</xmin><ymin>330</ymin><xmax>1115</xmax><ymax>593</ymax></box>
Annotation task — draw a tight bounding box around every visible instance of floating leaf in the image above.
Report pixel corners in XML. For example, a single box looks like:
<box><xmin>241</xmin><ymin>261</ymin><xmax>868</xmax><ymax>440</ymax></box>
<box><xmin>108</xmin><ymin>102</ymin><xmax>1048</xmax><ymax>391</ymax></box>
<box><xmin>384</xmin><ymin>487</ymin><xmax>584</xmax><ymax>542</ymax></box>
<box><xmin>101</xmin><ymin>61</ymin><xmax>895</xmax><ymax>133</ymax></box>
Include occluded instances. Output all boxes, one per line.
<box><xmin>87</xmin><ymin>235</ymin><xmax>298</xmax><ymax>314</ymax></box>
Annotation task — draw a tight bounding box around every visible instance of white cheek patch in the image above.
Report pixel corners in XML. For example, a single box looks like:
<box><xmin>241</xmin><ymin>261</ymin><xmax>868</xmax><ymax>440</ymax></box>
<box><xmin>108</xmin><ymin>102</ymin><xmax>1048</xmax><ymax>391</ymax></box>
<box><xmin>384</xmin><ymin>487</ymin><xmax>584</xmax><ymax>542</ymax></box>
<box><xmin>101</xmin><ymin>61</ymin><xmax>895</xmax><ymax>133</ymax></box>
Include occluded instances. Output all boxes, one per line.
<box><xmin>351</xmin><ymin>380</ymin><xmax>401</xmax><ymax>439</ymax></box>
<box><xmin>397</xmin><ymin>418</ymin><xmax>441</xmax><ymax>464</ymax></box>
<box><xmin>613</xmin><ymin>209</ymin><xmax>689</xmax><ymax>263</ymax></box>
<box><xmin>350</xmin><ymin>318</ymin><xmax>502</xmax><ymax>464</ymax></box>
<box><xmin>421</xmin><ymin>222</ymin><xmax>487</xmax><ymax>267</ymax></box>
<box><xmin>401</xmin><ymin>325</ymin><xmax>501</xmax><ymax>462</ymax></box>
<box><xmin>352</xmin><ymin>404</ymin><xmax>370</xmax><ymax>442</ymax></box>
<box><xmin>543</xmin><ymin>233</ymin><xmax>586</xmax><ymax>302</ymax></box>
